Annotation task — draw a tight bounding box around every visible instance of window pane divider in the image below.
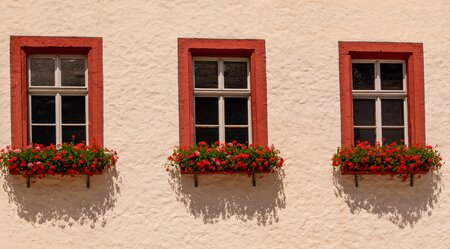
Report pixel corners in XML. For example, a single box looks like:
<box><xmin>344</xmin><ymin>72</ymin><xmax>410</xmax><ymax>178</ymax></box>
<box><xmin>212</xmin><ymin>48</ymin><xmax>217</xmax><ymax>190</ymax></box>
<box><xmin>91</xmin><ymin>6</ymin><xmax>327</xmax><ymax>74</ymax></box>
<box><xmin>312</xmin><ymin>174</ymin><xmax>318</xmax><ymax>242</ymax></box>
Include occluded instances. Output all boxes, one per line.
<box><xmin>352</xmin><ymin>92</ymin><xmax>406</xmax><ymax>98</ymax></box>
<box><xmin>194</xmin><ymin>124</ymin><xmax>219</xmax><ymax>128</ymax></box>
<box><xmin>194</xmin><ymin>90</ymin><xmax>250</xmax><ymax>97</ymax></box>
<box><xmin>30</xmin><ymin>123</ymin><xmax>56</xmax><ymax>126</ymax></box>
<box><xmin>28</xmin><ymin>88</ymin><xmax>88</xmax><ymax>95</ymax></box>
<box><xmin>354</xmin><ymin>126</ymin><xmax>376</xmax><ymax>129</ymax></box>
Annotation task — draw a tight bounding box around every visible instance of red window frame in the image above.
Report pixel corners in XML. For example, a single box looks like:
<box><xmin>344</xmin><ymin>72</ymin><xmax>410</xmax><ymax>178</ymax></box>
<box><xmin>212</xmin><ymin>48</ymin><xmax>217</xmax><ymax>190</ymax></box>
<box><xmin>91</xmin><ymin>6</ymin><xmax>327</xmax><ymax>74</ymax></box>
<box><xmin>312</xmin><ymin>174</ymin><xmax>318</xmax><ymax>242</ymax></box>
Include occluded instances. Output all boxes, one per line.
<box><xmin>178</xmin><ymin>38</ymin><xmax>267</xmax><ymax>146</ymax></box>
<box><xmin>338</xmin><ymin>41</ymin><xmax>425</xmax><ymax>147</ymax></box>
<box><xmin>10</xmin><ymin>36</ymin><xmax>103</xmax><ymax>147</ymax></box>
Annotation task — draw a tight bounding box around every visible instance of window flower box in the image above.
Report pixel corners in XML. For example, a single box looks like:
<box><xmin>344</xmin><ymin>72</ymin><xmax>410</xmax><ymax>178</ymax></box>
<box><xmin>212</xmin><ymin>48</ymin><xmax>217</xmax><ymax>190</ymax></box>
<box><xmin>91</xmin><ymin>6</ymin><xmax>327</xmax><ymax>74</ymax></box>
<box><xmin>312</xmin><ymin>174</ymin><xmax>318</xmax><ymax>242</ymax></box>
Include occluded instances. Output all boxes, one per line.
<box><xmin>167</xmin><ymin>141</ymin><xmax>284</xmax><ymax>186</ymax></box>
<box><xmin>0</xmin><ymin>142</ymin><xmax>118</xmax><ymax>188</ymax></box>
<box><xmin>332</xmin><ymin>141</ymin><xmax>442</xmax><ymax>187</ymax></box>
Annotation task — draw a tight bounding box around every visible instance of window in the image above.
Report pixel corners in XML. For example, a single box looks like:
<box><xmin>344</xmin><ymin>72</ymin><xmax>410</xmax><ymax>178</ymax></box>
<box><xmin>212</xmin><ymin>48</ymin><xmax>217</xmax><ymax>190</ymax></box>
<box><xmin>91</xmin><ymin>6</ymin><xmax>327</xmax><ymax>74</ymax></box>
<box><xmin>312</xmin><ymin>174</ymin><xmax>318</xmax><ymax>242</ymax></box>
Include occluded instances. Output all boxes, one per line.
<box><xmin>28</xmin><ymin>55</ymin><xmax>88</xmax><ymax>145</ymax></box>
<box><xmin>193</xmin><ymin>58</ymin><xmax>251</xmax><ymax>144</ymax></box>
<box><xmin>352</xmin><ymin>60</ymin><xmax>407</xmax><ymax>145</ymax></box>
<box><xmin>339</xmin><ymin>41</ymin><xmax>425</xmax><ymax>147</ymax></box>
<box><xmin>10</xmin><ymin>36</ymin><xmax>103</xmax><ymax>147</ymax></box>
<box><xmin>178</xmin><ymin>38</ymin><xmax>267</xmax><ymax>146</ymax></box>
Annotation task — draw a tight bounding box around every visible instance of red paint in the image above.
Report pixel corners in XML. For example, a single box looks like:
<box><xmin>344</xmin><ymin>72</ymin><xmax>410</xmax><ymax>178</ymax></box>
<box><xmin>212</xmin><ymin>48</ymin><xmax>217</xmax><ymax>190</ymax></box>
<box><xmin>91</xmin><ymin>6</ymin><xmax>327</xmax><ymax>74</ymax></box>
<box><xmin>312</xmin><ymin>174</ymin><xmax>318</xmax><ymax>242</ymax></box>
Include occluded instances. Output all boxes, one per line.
<box><xmin>338</xmin><ymin>41</ymin><xmax>425</xmax><ymax>147</ymax></box>
<box><xmin>10</xmin><ymin>36</ymin><xmax>103</xmax><ymax>147</ymax></box>
<box><xmin>178</xmin><ymin>38</ymin><xmax>268</xmax><ymax>146</ymax></box>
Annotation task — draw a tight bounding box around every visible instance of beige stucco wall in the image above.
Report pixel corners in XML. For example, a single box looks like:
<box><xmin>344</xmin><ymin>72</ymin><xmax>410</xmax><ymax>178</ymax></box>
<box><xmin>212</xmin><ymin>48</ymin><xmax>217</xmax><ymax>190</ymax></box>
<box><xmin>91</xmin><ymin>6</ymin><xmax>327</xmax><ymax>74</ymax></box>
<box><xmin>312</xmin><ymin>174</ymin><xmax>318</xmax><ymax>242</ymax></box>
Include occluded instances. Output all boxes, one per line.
<box><xmin>1</xmin><ymin>0</ymin><xmax>450</xmax><ymax>248</ymax></box>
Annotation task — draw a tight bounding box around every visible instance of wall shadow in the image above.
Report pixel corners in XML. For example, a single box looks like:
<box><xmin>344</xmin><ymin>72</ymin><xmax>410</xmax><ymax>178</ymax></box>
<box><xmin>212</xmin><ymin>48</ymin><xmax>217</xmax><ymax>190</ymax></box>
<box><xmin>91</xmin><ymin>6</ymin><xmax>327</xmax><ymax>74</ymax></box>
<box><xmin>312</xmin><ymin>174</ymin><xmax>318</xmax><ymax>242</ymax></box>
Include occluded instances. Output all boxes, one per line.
<box><xmin>1</xmin><ymin>168</ymin><xmax>121</xmax><ymax>228</ymax></box>
<box><xmin>333</xmin><ymin>169</ymin><xmax>443</xmax><ymax>228</ymax></box>
<box><xmin>168</xmin><ymin>170</ymin><xmax>286</xmax><ymax>226</ymax></box>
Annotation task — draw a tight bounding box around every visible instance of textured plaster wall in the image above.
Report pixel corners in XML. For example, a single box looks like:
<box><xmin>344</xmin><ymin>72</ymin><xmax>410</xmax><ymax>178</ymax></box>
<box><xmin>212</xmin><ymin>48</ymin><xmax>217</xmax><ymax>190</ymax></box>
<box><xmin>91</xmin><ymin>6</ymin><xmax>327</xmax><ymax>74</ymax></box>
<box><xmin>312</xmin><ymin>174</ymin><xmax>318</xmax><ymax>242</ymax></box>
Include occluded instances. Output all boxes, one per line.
<box><xmin>0</xmin><ymin>0</ymin><xmax>450</xmax><ymax>248</ymax></box>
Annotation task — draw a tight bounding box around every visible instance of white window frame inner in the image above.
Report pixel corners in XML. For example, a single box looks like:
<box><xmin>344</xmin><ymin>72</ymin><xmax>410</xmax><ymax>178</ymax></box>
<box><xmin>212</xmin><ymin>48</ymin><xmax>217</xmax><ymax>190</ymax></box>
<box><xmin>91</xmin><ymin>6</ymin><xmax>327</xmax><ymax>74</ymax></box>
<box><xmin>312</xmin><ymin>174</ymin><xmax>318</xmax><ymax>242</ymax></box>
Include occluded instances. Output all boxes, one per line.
<box><xmin>27</xmin><ymin>54</ymin><xmax>89</xmax><ymax>145</ymax></box>
<box><xmin>352</xmin><ymin>59</ymin><xmax>408</xmax><ymax>145</ymax></box>
<box><xmin>193</xmin><ymin>57</ymin><xmax>252</xmax><ymax>144</ymax></box>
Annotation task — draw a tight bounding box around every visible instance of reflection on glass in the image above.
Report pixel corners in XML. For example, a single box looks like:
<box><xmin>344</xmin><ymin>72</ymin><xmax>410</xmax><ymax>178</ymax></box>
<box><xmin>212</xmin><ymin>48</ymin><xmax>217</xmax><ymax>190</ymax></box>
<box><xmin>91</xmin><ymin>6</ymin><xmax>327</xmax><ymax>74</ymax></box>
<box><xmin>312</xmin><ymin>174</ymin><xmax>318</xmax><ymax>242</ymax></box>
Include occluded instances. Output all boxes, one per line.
<box><xmin>62</xmin><ymin>126</ymin><xmax>86</xmax><ymax>143</ymax></box>
<box><xmin>194</xmin><ymin>61</ymin><xmax>218</xmax><ymax>88</ymax></box>
<box><xmin>30</xmin><ymin>58</ymin><xmax>55</xmax><ymax>86</ymax></box>
<box><xmin>62</xmin><ymin>96</ymin><xmax>86</xmax><ymax>124</ymax></box>
<box><xmin>381</xmin><ymin>63</ymin><xmax>403</xmax><ymax>90</ymax></box>
<box><xmin>225</xmin><ymin>128</ymin><xmax>249</xmax><ymax>144</ymax></box>
<box><xmin>354</xmin><ymin>128</ymin><xmax>375</xmax><ymax>145</ymax></box>
<box><xmin>32</xmin><ymin>126</ymin><xmax>56</xmax><ymax>146</ymax></box>
<box><xmin>382</xmin><ymin>128</ymin><xmax>404</xmax><ymax>145</ymax></box>
<box><xmin>224</xmin><ymin>62</ymin><xmax>247</xmax><ymax>88</ymax></box>
<box><xmin>352</xmin><ymin>63</ymin><xmax>374</xmax><ymax>90</ymax></box>
<box><xmin>353</xmin><ymin>99</ymin><xmax>375</xmax><ymax>126</ymax></box>
<box><xmin>225</xmin><ymin>98</ymin><xmax>248</xmax><ymax>125</ymax></box>
<box><xmin>381</xmin><ymin>99</ymin><xmax>404</xmax><ymax>126</ymax></box>
<box><xmin>195</xmin><ymin>97</ymin><xmax>218</xmax><ymax>125</ymax></box>
<box><xmin>61</xmin><ymin>59</ymin><xmax>86</xmax><ymax>86</ymax></box>
<box><xmin>31</xmin><ymin>96</ymin><xmax>55</xmax><ymax>123</ymax></box>
<box><xmin>195</xmin><ymin>128</ymin><xmax>219</xmax><ymax>144</ymax></box>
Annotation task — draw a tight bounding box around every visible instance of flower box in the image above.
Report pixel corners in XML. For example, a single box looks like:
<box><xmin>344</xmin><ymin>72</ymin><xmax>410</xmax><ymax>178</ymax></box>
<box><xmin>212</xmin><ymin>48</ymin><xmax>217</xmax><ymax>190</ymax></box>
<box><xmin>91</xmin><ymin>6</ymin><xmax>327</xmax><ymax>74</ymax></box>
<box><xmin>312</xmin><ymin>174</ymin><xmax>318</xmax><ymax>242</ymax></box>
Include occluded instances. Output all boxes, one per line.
<box><xmin>167</xmin><ymin>141</ymin><xmax>284</xmax><ymax>186</ymax></box>
<box><xmin>0</xmin><ymin>142</ymin><xmax>118</xmax><ymax>188</ymax></box>
<box><xmin>332</xmin><ymin>141</ymin><xmax>442</xmax><ymax>187</ymax></box>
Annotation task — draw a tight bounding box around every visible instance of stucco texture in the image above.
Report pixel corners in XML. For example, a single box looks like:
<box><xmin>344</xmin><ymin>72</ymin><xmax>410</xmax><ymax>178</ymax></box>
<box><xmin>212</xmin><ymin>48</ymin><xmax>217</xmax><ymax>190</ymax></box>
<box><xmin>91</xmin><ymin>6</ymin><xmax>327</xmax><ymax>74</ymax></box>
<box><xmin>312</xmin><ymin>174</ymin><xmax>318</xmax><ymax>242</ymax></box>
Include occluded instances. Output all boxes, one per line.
<box><xmin>1</xmin><ymin>0</ymin><xmax>450</xmax><ymax>248</ymax></box>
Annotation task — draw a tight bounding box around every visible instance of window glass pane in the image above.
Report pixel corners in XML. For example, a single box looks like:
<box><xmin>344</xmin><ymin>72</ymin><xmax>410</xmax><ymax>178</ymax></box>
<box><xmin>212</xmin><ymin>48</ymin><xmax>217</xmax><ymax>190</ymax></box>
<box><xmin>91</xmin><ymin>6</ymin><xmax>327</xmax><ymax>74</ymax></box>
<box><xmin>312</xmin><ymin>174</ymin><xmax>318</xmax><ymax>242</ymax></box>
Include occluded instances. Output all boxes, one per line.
<box><xmin>383</xmin><ymin>128</ymin><xmax>404</xmax><ymax>145</ymax></box>
<box><xmin>62</xmin><ymin>126</ymin><xmax>86</xmax><ymax>144</ymax></box>
<box><xmin>61</xmin><ymin>58</ymin><xmax>86</xmax><ymax>86</ymax></box>
<box><xmin>31</xmin><ymin>96</ymin><xmax>55</xmax><ymax>124</ymax></box>
<box><xmin>354</xmin><ymin>128</ymin><xmax>375</xmax><ymax>145</ymax></box>
<box><xmin>225</xmin><ymin>128</ymin><xmax>249</xmax><ymax>144</ymax></box>
<box><xmin>381</xmin><ymin>63</ymin><xmax>403</xmax><ymax>90</ymax></box>
<box><xmin>381</xmin><ymin>99</ymin><xmax>404</xmax><ymax>126</ymax></box>
<box><xmin>352</xmin><ymin>63</ymin><xmax>374</xmax><ymax>90</ymax></box>
<box><xmin>353</xmin><ymin>99</ymin><xmax>375</xmax><ymax>126</ymax></box>
<box><xmin>194</xmin><ymin>61</ymin><xmax>218</xmax><ymax>88</ymax></box>
<box><xmin>195</xmin><ymin>128</ymin><xmax>219</xmax><ymax>144</ymax></box>
<box><xmin>224</xmin><ymin>62</ymin><xmax>248</xmax><ymax>89</ymax></box>
<box><xmin>62</xmin><ymin>96</ymin><xmax>86</xmax><ymax>124</ymax></box>
<box><xmin>31</xmin><ymin>126</ymin><xmax>56</xmax><ymax>146</ymax></box>
<box><xmin>195</xmin><ymin>97</ymin><xmax>218</xmax><ymax>125</ymax></box>
<box><xmin>225</xmin><ymin>98</ymin><xmax>248</xmax><ymax>125</ymax></box>
<box><xmin>30</xmin><ymin>58</ymin><xmax>55</xmax><ymax>86</ymax></box>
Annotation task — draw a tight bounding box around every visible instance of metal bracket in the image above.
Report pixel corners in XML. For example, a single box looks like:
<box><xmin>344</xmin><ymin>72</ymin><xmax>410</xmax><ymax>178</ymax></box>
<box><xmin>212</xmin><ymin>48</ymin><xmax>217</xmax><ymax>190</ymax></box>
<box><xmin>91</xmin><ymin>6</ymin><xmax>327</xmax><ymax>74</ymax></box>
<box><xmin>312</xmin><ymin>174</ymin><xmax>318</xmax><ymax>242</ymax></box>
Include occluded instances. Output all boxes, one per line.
<box><xmin>252</xmin><ymin>173</ymin><xmax>256</xmax><ymax>187</ymax></box>
<box><xmin>194</xmin><ymin>173</ymin><xmax>198</xmax><ymax>187</ymax></box>
<box><xmin>86</xmin><ymin>175</ymin><xmax>90</xmax><ymax>188</ymax></box>
<box><xmin>410</xmin><ymin>174</ymin><xmax>414</xmax><ymax>187</ymax></box>
<box><xmin>354</xmin><ymin>174</ymin><xmax>359</xmax><ymax>187</ymax></box>
<box><xmin>26</xmin><ymin>175</ymin><xmax>30</xmax><ymax>188</ymax></box>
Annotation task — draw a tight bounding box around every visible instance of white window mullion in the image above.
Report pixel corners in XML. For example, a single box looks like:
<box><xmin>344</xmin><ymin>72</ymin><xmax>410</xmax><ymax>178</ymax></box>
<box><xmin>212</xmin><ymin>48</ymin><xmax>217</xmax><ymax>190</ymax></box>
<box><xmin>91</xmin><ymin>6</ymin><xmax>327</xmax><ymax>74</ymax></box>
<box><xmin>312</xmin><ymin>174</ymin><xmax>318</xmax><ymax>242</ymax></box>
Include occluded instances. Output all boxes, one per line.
<box><xmin>375</xmin><ymin>97</ymin><xmax>382</xmax><ymax>143</ymax></box>
<box><xmin>85</xmin><ymin>95</ymin><xmax>89</xmax><ymax>145</ymax></box>
<box><xmin>247</xmin><ymin>97</ymin><xmax>252</xmax><ymax>144</ymax></box>
<box><xmin>28</xmin><ymin>94</ymin><xmax>32</xmax><ymax>144</ymax></box>
<box><xmin>55</xmin><ymin>93</ymin><xmax>62</xmax><ymax>144</ymax></box>
<box><xmin>56</xmin><ymin>56</ymin><xmax>61</xmax><ymax>87</ymax></box>
<box><xmin>218</xmin><ymin>59</ymin><xmax>224</xmax><ymax>90</ymax></box>
<box><xmin>403</xmin><ymin>97</ymin><xmax>409</xmax><ymax>145</ymax></box>
<box><xmin>219</xmin><ymin>96</ymin><xmax>225</xmax><ymax>143</ymax></box>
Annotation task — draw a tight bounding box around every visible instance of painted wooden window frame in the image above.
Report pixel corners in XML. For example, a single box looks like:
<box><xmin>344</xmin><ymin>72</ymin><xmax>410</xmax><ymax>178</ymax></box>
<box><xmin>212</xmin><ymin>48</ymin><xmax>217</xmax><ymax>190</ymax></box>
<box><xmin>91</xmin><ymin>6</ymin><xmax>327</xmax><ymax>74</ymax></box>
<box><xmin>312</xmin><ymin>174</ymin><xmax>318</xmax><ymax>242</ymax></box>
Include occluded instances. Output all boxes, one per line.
<box><xmin>178</xmin><ymin>38</ymin><xmax>267</xmax><ymax>146</ymax></box>
<box><xmin>10</xmin><ymin>36</ymin><xmax>103</xmax><ymax>147</ymax></box>
<box><xmin>352</xmin><ymin>59</ymin><xmax>408</xmax><ymax>145</ymax></box>
<box><xmin>193</xmin><ymin>57</ymin><xmax>252</xmax><ymax>144</ymax></box>
<box><xmin>28</xmin><ymin>55</ymin><xmax>89</xmax><ymax>145</ymax></box>
<box><xmin>339</xmin><ymin>41</ymin><xmax>425</xmax><ymax>147</ymax></box>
